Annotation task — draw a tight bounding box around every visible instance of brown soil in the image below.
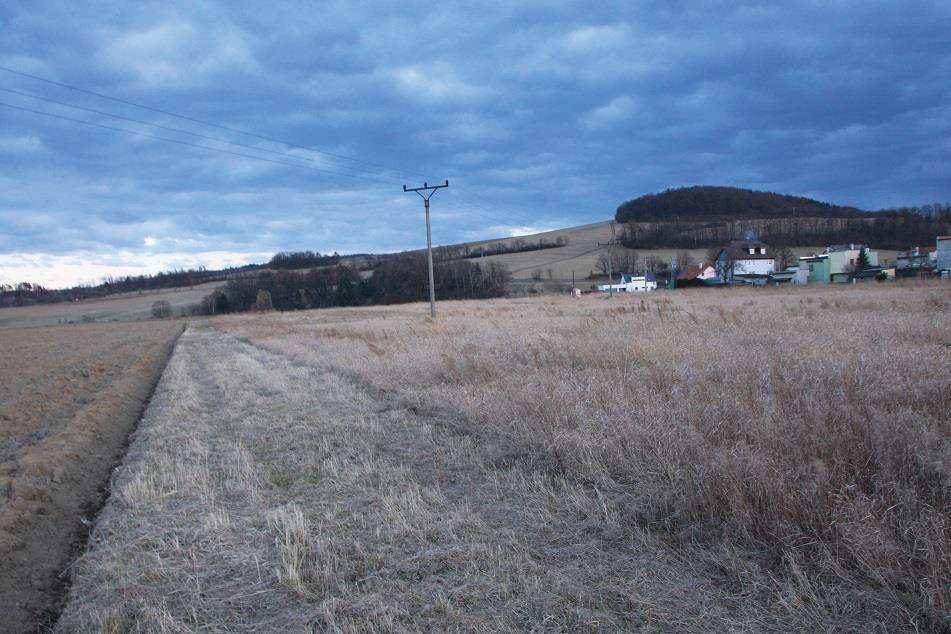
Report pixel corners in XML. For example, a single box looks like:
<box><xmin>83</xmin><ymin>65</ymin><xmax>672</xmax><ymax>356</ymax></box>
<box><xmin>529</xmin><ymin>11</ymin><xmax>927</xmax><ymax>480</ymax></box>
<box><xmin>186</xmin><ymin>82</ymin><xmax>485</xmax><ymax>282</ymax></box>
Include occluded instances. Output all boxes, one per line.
<box><xmin>0</xmin><ymin>320</ymin><xmax>183</xmax><ymax>632</ymax></box>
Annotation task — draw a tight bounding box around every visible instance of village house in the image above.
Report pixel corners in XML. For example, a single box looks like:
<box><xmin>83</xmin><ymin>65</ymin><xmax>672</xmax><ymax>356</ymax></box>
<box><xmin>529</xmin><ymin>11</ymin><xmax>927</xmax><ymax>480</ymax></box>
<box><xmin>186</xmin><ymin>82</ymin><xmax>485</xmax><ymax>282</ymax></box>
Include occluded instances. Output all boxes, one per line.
<box><xmin>676</xmin><ymin>263</ymin><xmax>717</xmax><ymax>287</ymax></box>
<box><xmin>597</xmin><ymin>273</ymin><xmax>658</xmax><ymax>293</ymax></box>
<box><xmin>937</xmin><ymin>236</ymin><xmax>951</xmax><ymax>276</ymax></box>
<box><xmin>895</xmin><ymin>245</ymin><xmax>936</xmax><ymax>274</ymax></box>
<box><xmin>798</xmin><ymin>244</ymin><xmax>879</xmax><ymax>283</ymax></box>
<box><xmin>768</xmin><ymin>263</ymin><xmax>809</xmax><ymax>285</ymax></box>
<box><xmin>714</xmin><ymin>239</ymin><xmax>775</xmax><ymax>283</ymax></box>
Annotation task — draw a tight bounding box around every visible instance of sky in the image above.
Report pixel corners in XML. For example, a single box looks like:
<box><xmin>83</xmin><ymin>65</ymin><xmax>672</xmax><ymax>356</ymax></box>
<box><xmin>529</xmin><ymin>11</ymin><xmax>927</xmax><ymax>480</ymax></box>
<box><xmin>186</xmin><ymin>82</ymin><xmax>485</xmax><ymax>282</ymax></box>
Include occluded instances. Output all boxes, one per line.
<box><xmin>1</xmin><ymin>1</ymin><xmax>949</xmax><ymax>288</ymax></box>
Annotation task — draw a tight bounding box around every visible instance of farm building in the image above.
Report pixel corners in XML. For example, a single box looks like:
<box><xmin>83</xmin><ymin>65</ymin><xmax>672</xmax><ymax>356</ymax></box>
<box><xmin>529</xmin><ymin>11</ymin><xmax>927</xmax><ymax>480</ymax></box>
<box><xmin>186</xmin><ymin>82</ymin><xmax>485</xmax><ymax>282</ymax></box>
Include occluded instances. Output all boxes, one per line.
<box><xmin>597</xmin><ymin>273</ymin><xmax>658</xmax><ymax>293</ymax></box>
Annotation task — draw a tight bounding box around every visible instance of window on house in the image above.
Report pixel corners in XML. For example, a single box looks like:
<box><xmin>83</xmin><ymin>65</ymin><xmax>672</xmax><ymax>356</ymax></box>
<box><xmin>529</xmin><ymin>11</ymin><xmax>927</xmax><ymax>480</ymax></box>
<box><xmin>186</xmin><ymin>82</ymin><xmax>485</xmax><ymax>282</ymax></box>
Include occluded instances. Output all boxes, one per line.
<box><xmin>759</xmin><ymin>247</ymin><xmax>766</xmax><ymax>254</ymax></box>
<box><xmin>749</xmin><ymin>248</ymin><xmax>755</xmax><ymax>255</ymax></box>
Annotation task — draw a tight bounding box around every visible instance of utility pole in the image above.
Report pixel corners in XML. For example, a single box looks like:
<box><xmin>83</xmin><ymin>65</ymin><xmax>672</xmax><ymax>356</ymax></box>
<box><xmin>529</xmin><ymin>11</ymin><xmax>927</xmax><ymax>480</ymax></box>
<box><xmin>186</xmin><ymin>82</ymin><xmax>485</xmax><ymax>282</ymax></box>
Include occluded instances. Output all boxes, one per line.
<box><xmin>598</xmin><ymin>221</ymin><xmax>620</xmax><ymax>298</ymax></box>
<box><xmin>403</xmin><ymin>180</ymin><xmax>449</xmax><ymax>320</ymax></box>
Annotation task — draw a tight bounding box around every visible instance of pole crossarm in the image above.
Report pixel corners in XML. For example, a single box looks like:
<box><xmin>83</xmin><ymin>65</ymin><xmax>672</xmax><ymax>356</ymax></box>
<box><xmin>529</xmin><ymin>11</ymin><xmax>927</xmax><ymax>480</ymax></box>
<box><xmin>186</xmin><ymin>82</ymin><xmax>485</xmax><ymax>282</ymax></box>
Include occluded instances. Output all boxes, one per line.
<box><xmin>403</xmin><ymin>180</ymin><xmax>449</xmax><ymax>320</ymax></box>
<box><xmin>403</xmin><ymin>180</ymin><xmax>449</xmax><ymax>198</ymax></box>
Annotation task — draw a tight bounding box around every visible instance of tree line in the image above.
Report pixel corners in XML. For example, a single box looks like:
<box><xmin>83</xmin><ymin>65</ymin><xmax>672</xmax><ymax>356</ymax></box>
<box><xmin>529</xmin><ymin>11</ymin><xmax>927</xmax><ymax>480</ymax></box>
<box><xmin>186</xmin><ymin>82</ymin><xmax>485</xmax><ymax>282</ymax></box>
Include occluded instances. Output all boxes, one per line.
<box><xmin>394</xmin><ymin>236</ymin><xmax>568</xmax><ymax>264</ymax></box>
<box><xmin>619</xmin><ymin>207</ymin><xmax>950</xmax><ymax>250</ymax></box>
<box><xmin>2</xmin><ymin>236</ymin><xmax>556</xmax><ymax>309</ymax></box>
<box><xmin>456</xmin><ymin>236</ymin><xmax>567</xmax><ymax>259</ymax></box>
<box><xmin>267</xmin><ymin>250</ymin><xmax>341</xmax><ymax>269</ymax></box>
<box><xmin>192</xmin><ymin>254</ymin><xmax>510</xmax><ymax>315</ymax></box>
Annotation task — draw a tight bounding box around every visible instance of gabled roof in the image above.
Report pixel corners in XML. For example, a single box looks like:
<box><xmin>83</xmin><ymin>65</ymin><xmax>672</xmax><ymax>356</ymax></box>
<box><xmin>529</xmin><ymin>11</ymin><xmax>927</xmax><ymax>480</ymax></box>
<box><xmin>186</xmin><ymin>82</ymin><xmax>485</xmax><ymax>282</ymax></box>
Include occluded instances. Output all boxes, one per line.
<box><xmin>721</xmin><ymin>240</ymin><xmax>773</xmax><ymax>260</ymax></box>
<box><xmin>677</xmin><ymin>263</ymin><xmax>714</xmax><ymax>280</ymax></box>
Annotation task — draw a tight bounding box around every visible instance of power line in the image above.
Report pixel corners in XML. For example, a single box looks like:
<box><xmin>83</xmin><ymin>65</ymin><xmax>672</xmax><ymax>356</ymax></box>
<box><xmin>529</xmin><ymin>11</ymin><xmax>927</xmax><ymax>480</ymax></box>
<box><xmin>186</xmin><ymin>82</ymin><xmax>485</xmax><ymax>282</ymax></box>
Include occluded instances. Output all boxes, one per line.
<box><xmin>5</xmin><ymin>96</ymin><xmax>580</xmax><ymax>270</ymax></box>
<box><xmin>0</xmin><ymin>65</ymin><xmax>429</xmax><ymax>181</ymax></box>
<box><xmin>0</xmin><ymin>66</ymin><xmax>547</xmax><ymax>228</ymax></box>
<box><xmin>0</xmin><ymin>100</ymin><xmax>403</xmax><ymax>185</ymax></box>
<box><xmin>0</xmin><ymin>66</ymin><xmax>550</xmax><ymax>230</ymax></box>
<box><xmin>0</xmin><ymin>85</ymin><xmax>405</xmax><ymax>183</ymax></box>
<box><xmin>597</xmin><ymin>220</ymin><xmax>621</xmax><ymax>296</ymax></box>
<box><xmin>1</xmin><ymin>88</ymin><xmax>541</xmax><ymax>226</ymax></box>
<box><xmin>451</xmin><ymin>188</ymin><xmax>540</xmax><ymax>228</ymax></box>
<box><xmin>1</xmin><ymin>67</ymin><xmax>562</xmax><ymax>242</ymax></box>
<box><xmin>1</xmin><ymin>99</ymin><xmax>545</xmax><ymax>240</ymax></box>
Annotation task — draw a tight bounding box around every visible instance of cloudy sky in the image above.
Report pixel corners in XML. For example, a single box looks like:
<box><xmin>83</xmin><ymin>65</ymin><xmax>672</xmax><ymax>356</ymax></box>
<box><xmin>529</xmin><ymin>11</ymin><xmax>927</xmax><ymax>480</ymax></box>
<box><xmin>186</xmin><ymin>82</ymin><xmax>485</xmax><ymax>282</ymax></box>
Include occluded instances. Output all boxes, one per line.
<box><xmin>1</xmin><ymin>1</ymin><xmax>949</xmax><ymax>288</ymax></box>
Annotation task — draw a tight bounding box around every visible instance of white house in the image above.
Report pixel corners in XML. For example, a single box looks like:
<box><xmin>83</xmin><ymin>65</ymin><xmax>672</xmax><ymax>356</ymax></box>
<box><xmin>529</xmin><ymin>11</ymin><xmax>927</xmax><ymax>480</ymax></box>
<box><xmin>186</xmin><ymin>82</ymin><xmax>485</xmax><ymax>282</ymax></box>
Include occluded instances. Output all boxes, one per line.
<box><xmin>715</xmin><ymin>239</ymin><xmax>776</xmax><ymax>280</ymax></box>
<box><xmin>937</xmin><ymin>236</ymin><xmax>951</xmax><ymax>275</ymax></box>
<box><xmin>598</xmin><ymin>273</ymin><xmax>658</xmax><ymax>293</ymax></box>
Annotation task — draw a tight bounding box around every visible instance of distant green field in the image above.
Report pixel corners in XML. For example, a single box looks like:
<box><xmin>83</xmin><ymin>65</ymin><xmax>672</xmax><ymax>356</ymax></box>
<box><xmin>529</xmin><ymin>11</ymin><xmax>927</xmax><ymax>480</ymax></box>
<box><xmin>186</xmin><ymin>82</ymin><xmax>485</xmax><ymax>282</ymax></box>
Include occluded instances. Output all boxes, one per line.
<box><xmin>0</xmin><ymin>281</ymin><xmax>223</xmax><ymax>329</ymax></box>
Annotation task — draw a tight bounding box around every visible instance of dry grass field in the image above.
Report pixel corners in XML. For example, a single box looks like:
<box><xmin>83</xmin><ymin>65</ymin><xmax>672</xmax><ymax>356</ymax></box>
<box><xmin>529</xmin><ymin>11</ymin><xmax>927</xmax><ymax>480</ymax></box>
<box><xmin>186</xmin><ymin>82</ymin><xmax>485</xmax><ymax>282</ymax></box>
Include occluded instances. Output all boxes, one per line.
<box><xmin>57</xmin><ymin>281</ymin><xmax>949</xmax><ymax>632</ymax></box>
<box><xmin>0</xmin><ymin>321</ymin><xmax>182</xmax><ymax>631</ymax></box>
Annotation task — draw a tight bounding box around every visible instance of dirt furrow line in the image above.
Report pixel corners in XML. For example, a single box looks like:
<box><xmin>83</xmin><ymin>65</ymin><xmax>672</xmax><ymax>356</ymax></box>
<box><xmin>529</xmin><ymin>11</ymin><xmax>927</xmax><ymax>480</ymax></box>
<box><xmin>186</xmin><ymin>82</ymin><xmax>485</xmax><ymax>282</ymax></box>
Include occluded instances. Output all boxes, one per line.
<box><xmin>0</xmin><ymin>323</ymin><xmax>183</xmax><ymax>632</ymax></box>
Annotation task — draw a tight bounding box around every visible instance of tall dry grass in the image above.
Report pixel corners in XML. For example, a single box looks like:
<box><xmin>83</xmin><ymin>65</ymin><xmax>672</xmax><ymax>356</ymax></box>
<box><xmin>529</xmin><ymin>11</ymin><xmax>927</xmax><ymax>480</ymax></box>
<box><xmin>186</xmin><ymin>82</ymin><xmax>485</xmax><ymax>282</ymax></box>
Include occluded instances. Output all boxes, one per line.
<box><xmin>221</xmin><ymin>281</ymin><xmax>950</xmax><ymax>629</ymax></box>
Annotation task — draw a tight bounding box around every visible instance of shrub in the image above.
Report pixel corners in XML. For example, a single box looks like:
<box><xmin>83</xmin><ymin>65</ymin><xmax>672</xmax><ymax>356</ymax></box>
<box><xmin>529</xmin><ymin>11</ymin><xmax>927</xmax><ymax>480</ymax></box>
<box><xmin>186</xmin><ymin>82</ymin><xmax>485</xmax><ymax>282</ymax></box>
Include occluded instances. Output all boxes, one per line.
<box><xmin>151</xmin><ymin>300</ymin><xmax>172</xmax><ymax>319</ymax></box>
<box><xmin>254</xmin><ymin>290</ymin><xmax>273</xmax><ymax>311</ymax></box>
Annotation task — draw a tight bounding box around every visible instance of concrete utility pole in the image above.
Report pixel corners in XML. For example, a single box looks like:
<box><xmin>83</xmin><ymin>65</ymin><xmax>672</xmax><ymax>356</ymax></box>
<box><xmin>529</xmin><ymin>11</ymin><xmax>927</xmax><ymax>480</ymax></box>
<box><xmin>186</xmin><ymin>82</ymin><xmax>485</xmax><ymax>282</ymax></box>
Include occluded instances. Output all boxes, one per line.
<box><xmin>403</xmin><ymin>180</ymin><xmax>449</xmax><ymax>319</ymax></box>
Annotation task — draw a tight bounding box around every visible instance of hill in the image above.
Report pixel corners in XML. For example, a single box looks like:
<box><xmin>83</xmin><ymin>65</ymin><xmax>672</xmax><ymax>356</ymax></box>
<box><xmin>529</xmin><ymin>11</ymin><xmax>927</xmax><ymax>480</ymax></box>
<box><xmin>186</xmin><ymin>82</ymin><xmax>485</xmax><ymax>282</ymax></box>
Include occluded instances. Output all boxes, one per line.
<box><xmin>614</xmin><ymin>186</ymin><xmax>949</xmax><ymax>250</ymax></box>
<box><xmin>615</xmin><ymin>185</ymin><xmax>865</xmax><ymax>222</ymax></box>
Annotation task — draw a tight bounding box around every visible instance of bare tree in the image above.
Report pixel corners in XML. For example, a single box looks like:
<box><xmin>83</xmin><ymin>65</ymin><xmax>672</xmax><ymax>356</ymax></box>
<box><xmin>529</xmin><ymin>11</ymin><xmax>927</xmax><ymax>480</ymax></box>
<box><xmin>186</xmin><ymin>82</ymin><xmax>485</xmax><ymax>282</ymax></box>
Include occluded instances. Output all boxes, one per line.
<box><xmin>774</xmin><ymin>245</ymin><xmax>795</xmax><ymax>271</ymax></box>
<box><xmin>642</xmin><ymin>255</ymin><xmax>666</xmax><ymax>274</ymax></box>
<box><xmin>675</xmin><ymin>250</ymin><xmax>692</xmax><ymax>272</ymax></box>
<box><xmin>598</xmin><ymin>249</ymin><xmax>639</xmax><ymax>276</ymax></box>
<box><xmin>616</xmin><ymin>249</ymin><xmax>638</xmax><ymax>273</ymax></box>
<box><xmin>714</xmin><ymin>249</ymin><xmax>734</xmax><ymax>281</ymax></box>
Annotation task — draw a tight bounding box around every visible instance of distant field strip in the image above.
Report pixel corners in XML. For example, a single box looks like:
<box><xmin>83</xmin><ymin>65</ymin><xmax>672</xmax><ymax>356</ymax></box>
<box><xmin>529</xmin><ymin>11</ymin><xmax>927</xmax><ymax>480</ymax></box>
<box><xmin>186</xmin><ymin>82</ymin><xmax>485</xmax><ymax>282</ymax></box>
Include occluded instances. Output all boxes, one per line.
<box><xmin>58</xmin><ymin>325</ymin><xmax>767</xmax><ymax>632</ymax></box>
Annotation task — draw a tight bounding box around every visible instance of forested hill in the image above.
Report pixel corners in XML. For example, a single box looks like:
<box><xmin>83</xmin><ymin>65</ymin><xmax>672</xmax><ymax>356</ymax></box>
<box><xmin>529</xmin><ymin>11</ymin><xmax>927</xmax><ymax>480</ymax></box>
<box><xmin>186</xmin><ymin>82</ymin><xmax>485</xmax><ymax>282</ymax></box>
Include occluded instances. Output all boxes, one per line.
<box><xmin>614</xmin><ymin>186</ymin><xmax>950</xmax><ymax>249</ymax></box>
<box><xmin>615</xmin><ymin>186</ymin><xmax>866</xmax><ymax>223</ymax></box>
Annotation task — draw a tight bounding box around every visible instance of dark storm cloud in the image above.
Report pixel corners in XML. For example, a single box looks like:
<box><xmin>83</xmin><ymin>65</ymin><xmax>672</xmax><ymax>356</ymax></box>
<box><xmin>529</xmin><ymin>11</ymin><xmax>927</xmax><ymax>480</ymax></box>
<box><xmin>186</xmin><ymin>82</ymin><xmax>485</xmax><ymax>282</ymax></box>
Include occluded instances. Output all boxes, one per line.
<box><xmin>1</xmin><ymin>0</ymin><xmax>948</xmax><ymax>286</ymax></box>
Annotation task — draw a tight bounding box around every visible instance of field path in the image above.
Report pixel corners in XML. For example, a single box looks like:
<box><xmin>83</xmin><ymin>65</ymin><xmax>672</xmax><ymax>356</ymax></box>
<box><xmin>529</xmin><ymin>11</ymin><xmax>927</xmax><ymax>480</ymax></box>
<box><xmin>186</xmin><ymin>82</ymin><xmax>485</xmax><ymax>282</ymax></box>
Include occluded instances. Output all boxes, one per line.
<box><xmin>59</xmin><ymin>324</ymin><xmax>765</xmax><ymax>631</ymax></box>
